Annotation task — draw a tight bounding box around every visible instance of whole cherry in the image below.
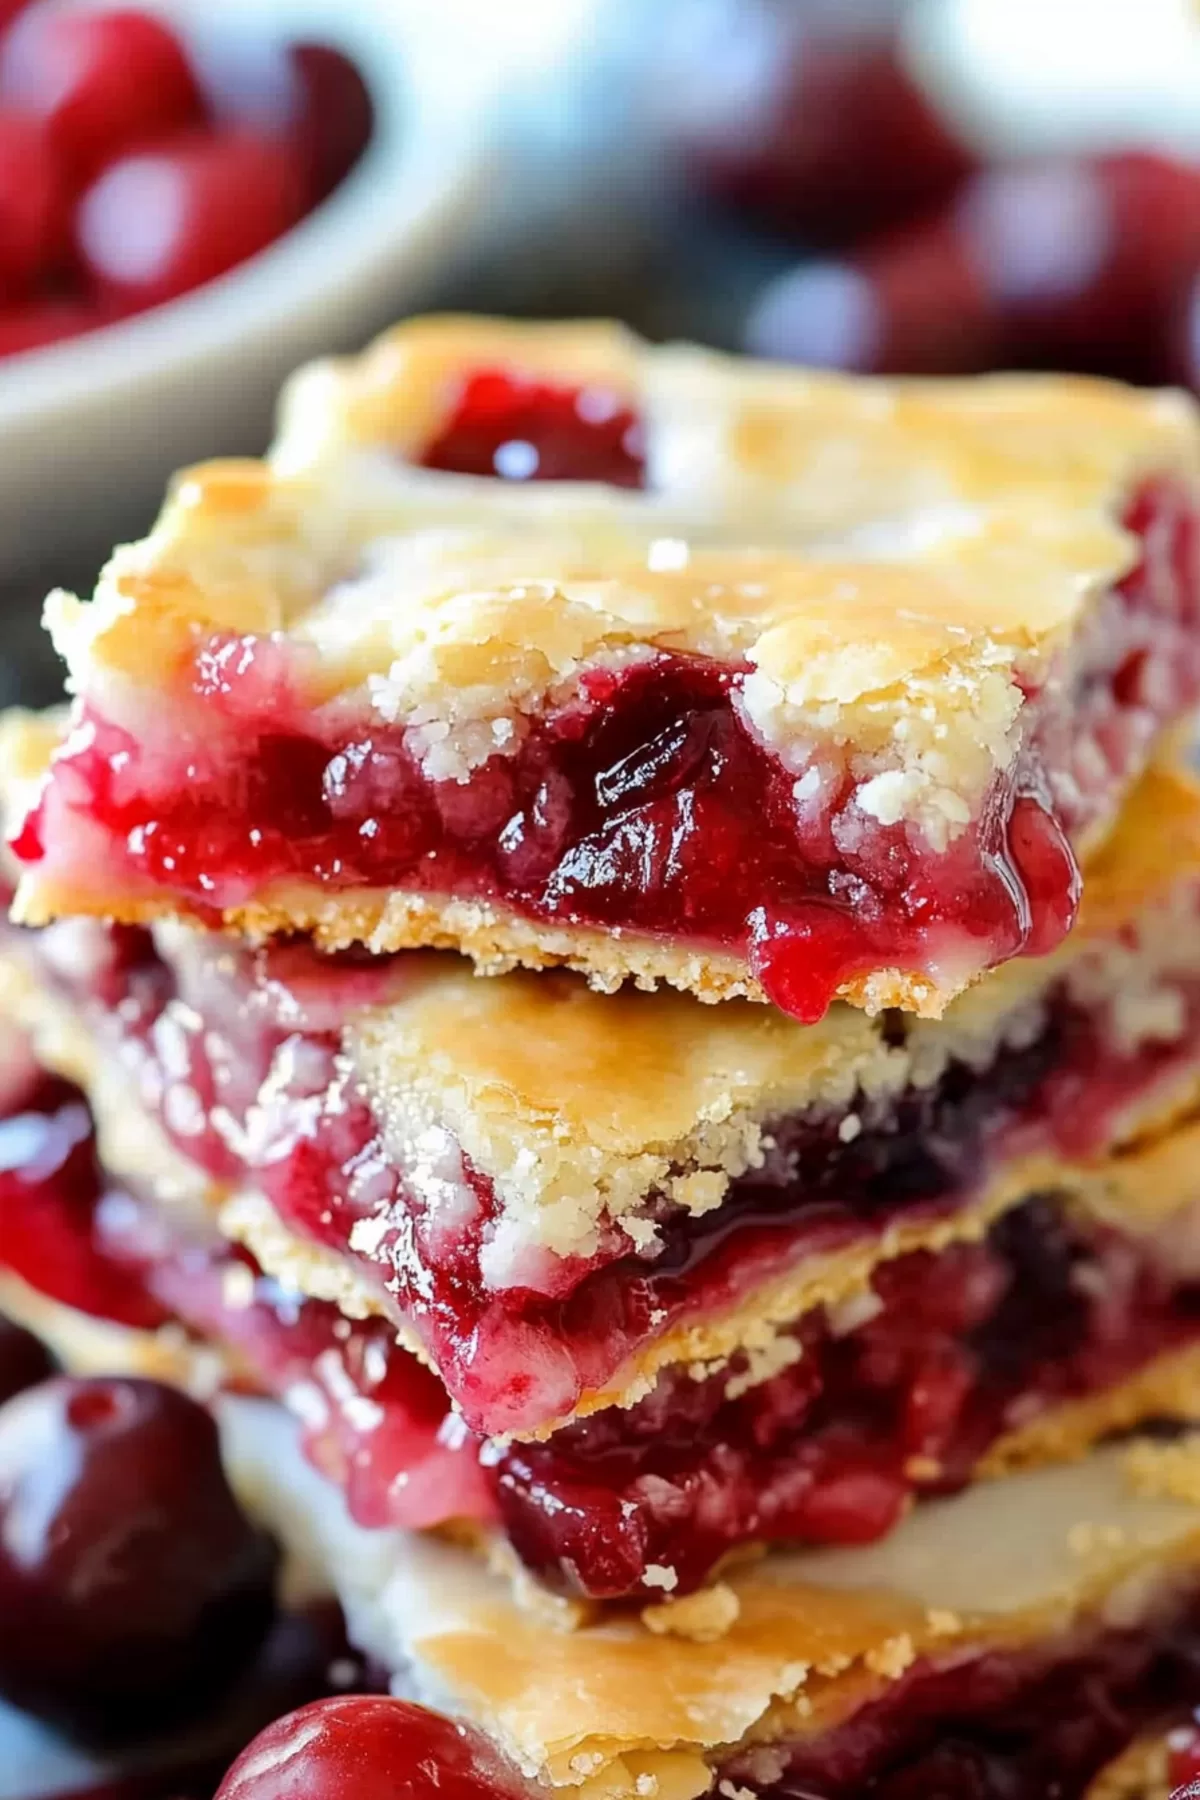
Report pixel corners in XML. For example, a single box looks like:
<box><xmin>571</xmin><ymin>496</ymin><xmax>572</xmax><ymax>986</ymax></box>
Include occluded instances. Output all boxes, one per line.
<box><xmin>75</xmin><ymin>127</ymin><xmax>303</xmax><ymax>312</ymax></box>
<box><xmin>0</xmin><ymin>5</ymin><xmax>203</xmax><ymax>187</ymax></box>
<box><xmin>215</xmin><ymin>1695</ymin><xmax>535</xmax><ymax>1800</ymax></box>
<box><xmin>0</xmin><ymin>1375</ymin><xmax>278</xmax><ymax>1736</ymax></box>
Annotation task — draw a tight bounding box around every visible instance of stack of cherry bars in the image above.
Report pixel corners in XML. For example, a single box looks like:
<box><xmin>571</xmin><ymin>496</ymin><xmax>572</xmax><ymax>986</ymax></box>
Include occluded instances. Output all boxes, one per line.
<box><xmin>7</xmin><ymin>316</ymin><xmax>1200</xmax><ymax>1797</ymax></box>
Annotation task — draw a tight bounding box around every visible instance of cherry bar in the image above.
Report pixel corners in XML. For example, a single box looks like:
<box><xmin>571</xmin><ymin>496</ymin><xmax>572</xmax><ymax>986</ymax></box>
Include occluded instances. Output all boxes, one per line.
<box><xmin>15</xmin><ymin>321</ymin><xmax>1200</xmax><ymax>1024</ymax></box>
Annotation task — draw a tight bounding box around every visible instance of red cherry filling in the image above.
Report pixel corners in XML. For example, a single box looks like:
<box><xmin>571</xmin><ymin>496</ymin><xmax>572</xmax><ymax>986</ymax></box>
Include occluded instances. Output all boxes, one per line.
<box><xmin>20</xmin><ymin>475</ymin><xmax>1200</xmax><ymax>1027</ymax></box>
<box><xmin>0</xmin><ymin>1310</ymin><xmax>55</xmax><ymax>1404</ymax></box>
<box><xmin>0</xmin><ymin>1065</ymin><xmax>169</xmax><ymax>1330</ymax></box>
<box><xmin>39</xmin><ymin>894</ymin><xmax>1200</xmax><ymax>1442</ymax></box>
<box><xmin>7</xmin><ymin>1059</ymin><xmax>1200</xmax><ymax>1605</ymax></box>
<box><xmin>1171</xmin><ymin>1722</ymin><xmax>1200</xmax><ymax>1790</ymax></box>
<box><xmin>719</xmin><ymin>1584</ymin><xmax>1200</xmax><ymax>1798</ymax></box>
<box><xmin>216</xmin><ymin>1696</ymin><xmax>535</xmax><ymax>1800</ymax></box>
<box><xmin>496</xmin><ymin>1199</ymin><xmax>1200</xmax><ymax>1597</ymax></box>
<box><xmin>420</xmin><ymin>368</ymin><xmax>645</xmax><ymax>486</ymax></box>
<box><xmin>0</xmin><ymin>1374</ymin><xmax>278</xmax><ymax>1737</ymax></box>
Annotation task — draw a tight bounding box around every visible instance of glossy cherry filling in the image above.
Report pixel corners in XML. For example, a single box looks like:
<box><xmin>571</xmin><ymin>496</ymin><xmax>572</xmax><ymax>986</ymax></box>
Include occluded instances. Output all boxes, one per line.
<box><xmin>4</xmin><ymin>1060</ymin><xmax>1200</xmax><ymax>1604</ymax></box>
<box><xmin>0</xmin><ymin>1061</ymin><xmax>168</xmax><ymax>1331</ymax></box>
<box><xmin>32</xmin><ymin>905</ymin><xmax>1200</xmax><ymax>1438</ymax></box>
<box><xmin>498</xmin><ymin>1199</ymin><xmax>1200</xmax><ymax>1597</ymax></box>
<box><xmin>15</xmin><ymin>476</ymin><xmax>1200</xmax><ymax>1024</ymax></box>
<box><xmin>419</xmin><ymin>367</ymin><xmax>645</xmax><ymax>486</ymax></box>
<box><xmin>719</xmin><ymin>1585</ymin><xmax>1200</xmax><ymax>1799</ymax></box>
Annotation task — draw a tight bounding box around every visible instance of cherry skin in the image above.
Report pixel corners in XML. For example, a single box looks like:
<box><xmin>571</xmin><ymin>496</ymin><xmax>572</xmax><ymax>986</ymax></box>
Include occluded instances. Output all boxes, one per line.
<box><xmin>0</xmin><ymin>295</ymin><xmax>104</xmax><ymax>355</ymax></box>
<box><xmin>288</xmin><ymin>44</ymin><xmax>374</xmax><ymax>206</ymax></box>
<box><xmin>215</xmin><ymin>1695</ymin><xmax>534</xmax><ymax>1800</ymax></box>
<box><xmin>655</xmin><ymin>6</ymin><xmax>973</xmax><ymax>247</ymax></box>
<box><xmin>75</xmin><ymin>127</ymin><xmax>303</xmax><ymax>311</ymax></box>
<box><xmin>0</xmin><ymin>108</ymin><xmax>67</xmax><ymax>293</ymax></box>
<box><xmin>190</xmin><ymin>30</ymin><xmax>373</xmax><ymax>210</ymax></box>
<box><xmin>0</xmin><ymin>1375</ymin><xmax>278</xmax><ymax>1736</ymax></box>
<box><xmin>0</xmin><ymin>1312</ymin><xmax>54</xmax><ymax>1405</ymax></box>
<box><xmin>0</xmin><ymin>5</ymin><xmax>202</xmax><ymax>188</ymax></box>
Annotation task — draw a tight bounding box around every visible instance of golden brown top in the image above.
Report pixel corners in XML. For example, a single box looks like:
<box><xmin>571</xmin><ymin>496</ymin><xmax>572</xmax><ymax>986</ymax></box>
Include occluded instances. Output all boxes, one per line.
<box><xmin>43</xmin><ymin>315</ymin><xmax>1200</xmax><ymax>837</ymax></box>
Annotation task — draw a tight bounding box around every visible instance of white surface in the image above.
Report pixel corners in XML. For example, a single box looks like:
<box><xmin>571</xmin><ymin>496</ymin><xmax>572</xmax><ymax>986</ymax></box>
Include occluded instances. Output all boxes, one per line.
<box><xmin>0</xmin><ymin>0</ymin><xmax>526</xmax><ymax>585</ymax></box>
<box><xmin>907</xmin><ymin>0</ymin><xmax>1200</xmax><ymax>160</ymax></box>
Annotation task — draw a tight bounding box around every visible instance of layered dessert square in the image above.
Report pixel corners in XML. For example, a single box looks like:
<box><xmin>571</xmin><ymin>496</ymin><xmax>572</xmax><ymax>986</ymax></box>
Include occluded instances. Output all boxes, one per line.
<box><xmin>7</xmin><ymin>753</ymin><xmax>1200</xmax><ymax>1604</ymax></box>
<box><xmin>9</xmin><ymin>711</ymin><xmax>1200</xmax><ymax>1440</ymax></box>
<box><xmin>11</xmin><ymin>319</ymin><xmax>1200</xmax><ymax>1022</ymax></box>
<box><xmin>7</xmin><ymin>1297</ymin><xmax>1200</xmax><ymax>1800</ymax></box>
<box><xmin>218</xmin><ymin>1420</ymin><xmax>1200</xmax><ymax>1800</ymax></box>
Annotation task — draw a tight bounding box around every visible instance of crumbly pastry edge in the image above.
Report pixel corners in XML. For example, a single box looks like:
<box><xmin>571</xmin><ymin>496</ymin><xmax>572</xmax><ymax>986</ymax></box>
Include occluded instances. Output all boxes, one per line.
<box><xmin>210</xmin><ymin>1405</ymin><xmax>1200</xmax><ymax>1793</ymax></box>
<box><xmin>17</xmin><ymin>315</ymin><xmax>1200</xmax><ymax>1002</ymax></box>
<box><xmin>10</xmin><ymin>882</ymin><xmax>1200</xmax><ymax>1435</ymax></box>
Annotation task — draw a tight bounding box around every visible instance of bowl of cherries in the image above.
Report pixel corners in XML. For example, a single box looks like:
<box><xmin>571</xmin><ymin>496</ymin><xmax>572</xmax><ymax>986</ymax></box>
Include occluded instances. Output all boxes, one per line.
<box><xmin>0</xmin><ymin>0</ymin><xmax>492</xmax><ymax>582</ymax></box>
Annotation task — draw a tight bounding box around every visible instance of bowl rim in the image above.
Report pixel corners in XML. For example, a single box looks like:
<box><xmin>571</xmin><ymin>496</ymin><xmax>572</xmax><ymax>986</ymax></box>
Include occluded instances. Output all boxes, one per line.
<box><xmin>0</xmin><ymin>0</ymin><xmax>487</xmax><ymax>428</ymax></box>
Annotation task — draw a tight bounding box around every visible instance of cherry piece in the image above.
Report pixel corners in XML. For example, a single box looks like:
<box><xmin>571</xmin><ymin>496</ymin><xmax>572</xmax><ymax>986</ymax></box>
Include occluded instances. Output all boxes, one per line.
<box><xmin>960</xmin><ymin>151</ymin><xmax>1200</xmax><ymax>385</ymax></box>
<box><xmin>1171</xmin><ymin>1722</ymin><xmax>1200</xmax><ymax>1790</ymax></box>
<box><xmin>656</xmin><ymin>6</ymin><xmax>974</xmax><ymax>247</ymax></box>
<box><xmin>0</xmin><ymin>1375</ymin><xmax>278</xmax><ymax>1735</ymax></box>
<box><xmin>0</xmin><ymin>108</ymin><xmax>67</xmax><ymax>294</ymax></box>
<box><xmin>0</xmin><ymin>1071</ymin><xmax>168</xmax><ymax>1330</ymax></box>
<box><xmin>420</xmin><ymin>369</ymin><xmax>645</xmax><ymax>486</ymax></box>
<box><xmin>75</xmin><ymin>128</ymin><xmax>303</xmax><ymax>311</ymax></box>
<box><xmin>189</xmin><ymin>29</ymin><xmax>372</xmax><ymax>211</ymax></box>
<box><xmin>0</xmin><ymin>295</ymin><xmax>104</xmax><ymax>356</ymax></box>
<box><xmin>0</xmin><ymin>6</ymin><xmax>203</xmax><ymax>188</ymax></box>
<box><xmin>0</xmin><ymin>1312</ymin><xmax>54</xmax><ymax>1404</ymax></box>
<box><xmin>286</xmin><ymin>44</ymin><xmax>374</xmax><ymax>208</ymax></box>
<box><xmin>747</xmin><ymin>219</ymin><xmax>1000</xmax><ymax>374</ymax></box>
<box><xmin>215</xmin><ymin>1695</ymin><xmax>533</xmax><ymax>1800</ymax></box>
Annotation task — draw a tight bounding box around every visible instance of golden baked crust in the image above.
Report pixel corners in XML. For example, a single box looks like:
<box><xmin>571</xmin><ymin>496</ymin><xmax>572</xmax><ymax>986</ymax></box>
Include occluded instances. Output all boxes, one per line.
<box><xmin>15</xmin><ymin>317</ymin><xmax>1200</xmax><ymax>1014</ymax></box>
<box><xmin>220</xmin><ymin>1414</ymin><xmax>1200</xmax><ymax>1793</ymax></box>
<box><xmin>1084</xmin><ymin>1736</ymin><xmax>1174</xmax><ymax>1800</ymax></box>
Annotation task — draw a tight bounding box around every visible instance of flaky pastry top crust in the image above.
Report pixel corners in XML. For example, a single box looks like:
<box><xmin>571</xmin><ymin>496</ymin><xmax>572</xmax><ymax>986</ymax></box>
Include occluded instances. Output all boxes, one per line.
<box><xmin>44</xmin><ymin>316</ymin><xmax>1200</xmax><ymax>757</ymax></box>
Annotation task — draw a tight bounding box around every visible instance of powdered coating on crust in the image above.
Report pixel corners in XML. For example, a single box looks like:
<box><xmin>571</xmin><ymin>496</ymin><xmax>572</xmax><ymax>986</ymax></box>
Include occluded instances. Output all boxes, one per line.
<box><xmin>20</xmin><ymin>317</ymin><xmax>1200</xmax><ymax>1016</ymax></box>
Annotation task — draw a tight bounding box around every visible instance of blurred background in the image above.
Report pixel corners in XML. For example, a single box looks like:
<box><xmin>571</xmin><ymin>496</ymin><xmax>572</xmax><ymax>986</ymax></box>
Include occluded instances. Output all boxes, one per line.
<box><xmin>3</xmin><ymin>0</ymin><xmax>1200</xmax><ymax>701</ymax></box>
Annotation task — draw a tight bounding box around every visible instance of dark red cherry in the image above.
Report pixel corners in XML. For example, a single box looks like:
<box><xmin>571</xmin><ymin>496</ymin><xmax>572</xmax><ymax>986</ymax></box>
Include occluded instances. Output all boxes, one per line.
<box><xmin>189</xmin><ymin>29</ymin><xmax>372</xmax><ymax>210</ymax></box>
<box><xmin>959</xmin><ymin>150</ymin><xmax>1200</xmax><ymax>384</ymax></box>
<box><xmin>746</xmin><ymin>218</ymin><xmax>999</xmax><ymax>374</ymax></box>
<box><xmin>215</xmin><ymin>1695</ymin><xmax>534</xmax><ymax>1800</ymax></box>
<box><xmin>420</xmin><ymin>368</ymin><xmax>645</xmax><ymax>488</ymax></box>
<box><xmin>75</xmin><ymin>127</ymin><xmax>303</xmax><ymax>311</ymax></box>
<box><xmin>0</xmin><ymin>295</ymin><xmax>104</xmax><ymax>356</ymax></box>
<box><xmin>655</xmin><ymin>5</ymin><xmax>974</xmax><ymax>247</ymax></box>
<box><xmin>285</xmin><ymin>44</ymin><xmax>373</xmax><ymax>207</ymax></box>
<box><xmin>0</xmin><ymin>5</ymin><xmax>203</xmax><ymax>188</ymax></box>
<box><xmin>0</xmin><ymin>1375</ymin><xmax>278</xmax><ymax>1736</ymax></box>
<box><xmin>0</xmin><ymin>1312</ymin><xmax>54</xmax><ymax>1404</ymax></box>
<box><xmin>0</xmin><ymin>108</ymin><xmax>69</xmax><ymax>294</ymax></box>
